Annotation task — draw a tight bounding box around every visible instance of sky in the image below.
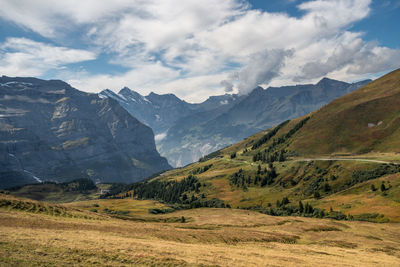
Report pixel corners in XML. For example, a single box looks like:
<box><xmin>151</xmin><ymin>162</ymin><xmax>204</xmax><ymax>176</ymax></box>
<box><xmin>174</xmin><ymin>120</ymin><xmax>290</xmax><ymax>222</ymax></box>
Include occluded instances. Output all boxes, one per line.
<box><xmin>0</xmin><ymin>0</ymin><xmax>399</xmax><ymax>102</ymax></box>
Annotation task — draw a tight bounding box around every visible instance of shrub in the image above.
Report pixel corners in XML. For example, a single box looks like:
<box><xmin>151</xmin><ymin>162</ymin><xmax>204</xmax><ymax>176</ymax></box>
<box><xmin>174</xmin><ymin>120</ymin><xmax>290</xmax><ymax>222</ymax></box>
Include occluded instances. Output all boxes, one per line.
<box><xmin>380</xmin><ymin>183</ymin><xmax>386</xmax><ymax>192</ymax></box>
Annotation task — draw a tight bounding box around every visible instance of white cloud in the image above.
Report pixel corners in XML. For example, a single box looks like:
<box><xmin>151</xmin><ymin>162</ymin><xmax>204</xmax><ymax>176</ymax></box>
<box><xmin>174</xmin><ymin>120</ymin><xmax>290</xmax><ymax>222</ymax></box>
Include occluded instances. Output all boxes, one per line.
<box><xmin>223</xmin><ymin>49</ymin><xmax>294</xmax><ymax>95</ymax></box>
<box><xmin>296</xmin><ymin>38</ymin><xmax>400</xmax><ymax>80</ymax></box>
<box><xmin>66</xmin><ymin>69</ymin><xmax>229</xmax><ymax>103</ymax></box>
<box><xmin>0</xmin><ymin>38</ymin><xmax>96</xmax><ymax>77</ymax></box>
<box><xmin>0</xmin><ymin>0</ymin><xmax>136</xmax><ymax>37</ymax></box>
<box><xmin>0</xmin><ymin>0</ymin><xmax>399</xmax><ymax>102</ymax></box>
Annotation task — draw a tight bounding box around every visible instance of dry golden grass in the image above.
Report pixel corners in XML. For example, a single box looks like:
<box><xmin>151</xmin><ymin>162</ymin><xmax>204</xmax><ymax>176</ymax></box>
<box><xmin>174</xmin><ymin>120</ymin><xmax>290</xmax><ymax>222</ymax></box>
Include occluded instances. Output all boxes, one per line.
<box><xmin>64</xmin><ymin>197</ymin><xmax>169</xmax><ymax>217</ymax></box>
<box><xmin>1</xmin><ymin>195</ymin><xmax>400</xmax><ymax>266</ymax></box>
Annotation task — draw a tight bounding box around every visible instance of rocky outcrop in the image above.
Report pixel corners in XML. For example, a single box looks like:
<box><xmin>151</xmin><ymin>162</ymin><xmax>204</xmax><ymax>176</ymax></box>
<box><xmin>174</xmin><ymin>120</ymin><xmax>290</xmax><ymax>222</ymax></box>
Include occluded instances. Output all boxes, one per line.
<box><xmin>0</xmin><ymin>76</ymin><xmax>170</xmax><ymax>188</ymax></box>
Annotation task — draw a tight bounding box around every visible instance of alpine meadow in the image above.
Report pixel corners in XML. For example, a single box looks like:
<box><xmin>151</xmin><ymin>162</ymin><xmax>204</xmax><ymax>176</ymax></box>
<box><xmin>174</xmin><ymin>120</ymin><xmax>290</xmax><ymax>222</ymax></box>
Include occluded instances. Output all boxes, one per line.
<box><xmin>1</xmin><ymin>0</ymin><xmax>400</xmax><ymax>266</ymax></box>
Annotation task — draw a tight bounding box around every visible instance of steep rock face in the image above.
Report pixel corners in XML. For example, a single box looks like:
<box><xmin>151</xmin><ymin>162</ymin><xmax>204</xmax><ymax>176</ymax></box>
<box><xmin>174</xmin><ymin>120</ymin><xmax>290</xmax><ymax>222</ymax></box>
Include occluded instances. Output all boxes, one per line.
<box><xmin>0</xmin><ymin>77</ymin><xmax>170</xmax><ymax>188</ymax></box>
<box><xmin>99</xmin><ymin>88</ymin><xmax>198</xmax><ymax>135</ymax></box>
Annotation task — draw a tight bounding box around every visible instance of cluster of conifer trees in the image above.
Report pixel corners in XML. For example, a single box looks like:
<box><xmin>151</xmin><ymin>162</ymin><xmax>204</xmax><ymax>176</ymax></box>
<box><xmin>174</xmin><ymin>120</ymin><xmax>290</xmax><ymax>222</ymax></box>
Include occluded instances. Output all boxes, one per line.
<box><xmin>131</xmin><ymin>175</ymin><xmax>201</xmax><ymax>203</ymax></box>
<box><xmin>265</xmin><ymin>197</ymin><xmax>348</xmax><ymax>220</ymax></box>
<box><xmin>252</xmin><ymin>149</ymin><xmax>286</xmax><ymax>163</ymax></box>
<box><xmin>229</xmin><ymin>164</ymin><xmax>278</xmax><ymax>190</ymax></box>
<box><xmin>350</xmin><ymin>164</ymin><xmax>400</xmax><ymax>186</ymax></box>
<box><xmin>129</xmin><ymin>175</ymin><xmax>227</xmax><ymax>209</ymax></box>
<box><xmin>252</xmin><ymin>117</ymin><xmax>310</xmax><ymax>163</ymax></box>
<box><xmin>191</xmin><ymin>164</ymin><xmax>213</xmax><ymax>175</ymax></box>
<box><xmin>252</xmin><ymin>120</ymin><xmax>289</xmax><ymax>149</ymax></box>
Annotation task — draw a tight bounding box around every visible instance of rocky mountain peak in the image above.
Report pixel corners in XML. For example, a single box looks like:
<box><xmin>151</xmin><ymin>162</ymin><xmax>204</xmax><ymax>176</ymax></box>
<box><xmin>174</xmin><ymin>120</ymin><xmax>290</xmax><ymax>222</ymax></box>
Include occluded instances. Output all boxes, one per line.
<box><xmin>316</xmin><ymin>77</ymin><xmax>348</xmax><ymax>87</ymax></box>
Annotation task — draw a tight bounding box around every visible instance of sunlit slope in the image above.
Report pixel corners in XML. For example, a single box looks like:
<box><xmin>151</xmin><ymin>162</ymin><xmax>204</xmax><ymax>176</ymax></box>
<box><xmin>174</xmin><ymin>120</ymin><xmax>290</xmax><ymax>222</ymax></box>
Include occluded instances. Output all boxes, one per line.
<box><xmin>134</xmin><ymin>69</ymin><xmax>400</xmax><ymax>222</ymax></box>
<box><xmin>289</xmin><ymin>68</ymin><xmax>400</xmax><ymax>155</ymax></box>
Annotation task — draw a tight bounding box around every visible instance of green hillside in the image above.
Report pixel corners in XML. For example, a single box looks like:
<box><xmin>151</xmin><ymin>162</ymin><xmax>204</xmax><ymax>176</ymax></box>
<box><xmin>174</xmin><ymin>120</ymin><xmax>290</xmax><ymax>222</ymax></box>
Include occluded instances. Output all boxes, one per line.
<box><xmin>116</xmin><ymin>68</ymin><xmax>400</xmax><ymax>222</ymax></box>
<box><xmin>289</xmin><ymin>68</ymin><xmax>400</xmax><ymax>155</ymax></box>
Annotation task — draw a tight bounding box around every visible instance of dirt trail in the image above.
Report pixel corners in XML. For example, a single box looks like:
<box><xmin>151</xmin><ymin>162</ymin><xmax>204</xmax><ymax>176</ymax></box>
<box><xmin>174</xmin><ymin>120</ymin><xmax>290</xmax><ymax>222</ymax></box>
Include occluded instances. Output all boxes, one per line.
<box><xmin>224</xmin><ymin>156</ymin><xmax>399</xmax><ymax>166</ymax></box>
<box><xmin>293</xmin><ymin>158</ymin><xmax>400</xmax><ymax>165</ymax></box>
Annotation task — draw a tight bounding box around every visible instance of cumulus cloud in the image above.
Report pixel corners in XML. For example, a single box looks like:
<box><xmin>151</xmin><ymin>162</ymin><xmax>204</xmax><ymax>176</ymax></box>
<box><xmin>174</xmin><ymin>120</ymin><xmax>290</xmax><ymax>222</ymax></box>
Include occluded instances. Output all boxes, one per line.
<box><xmin>223</xmin><ymin>49</ymin><xmax>294</xmax><ymax>94</ymax></box>
<box><xmin>0</xmin><ymin>38</ymin><xmax>96</xmax><ymax>77</ymax></box>
<box><xmin>220</xmin><ymin>79</ymin><xmax>234</xmax><ymax>92</ymax></box>
<box><xmin>295</xmin><ymin>34</ymin><xmax>400</xmax><ymax>81</ymax></box>
<box><xmin>0</xmin><ymin>0</ymin><xmax>399</xmax><ymax>102</ymax></box>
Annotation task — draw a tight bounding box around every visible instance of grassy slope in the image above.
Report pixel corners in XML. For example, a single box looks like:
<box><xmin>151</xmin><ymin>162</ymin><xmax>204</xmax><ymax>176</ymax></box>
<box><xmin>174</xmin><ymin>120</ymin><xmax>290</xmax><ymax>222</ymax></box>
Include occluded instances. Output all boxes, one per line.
<box><xmin>141</xmin><ymin>69</ymin><xmax>400</xmax><ymax>222</ymax></box>
<box><xmin>1</xmin><ymin>194</ymin><xmax>400</xmax><ymax>266</ymax></box>
<box><xmin>7</xmin><ymin>183</ymin><xmax>115</xmax><ymax>203</ymax></box>
<box><xmin>289</xmin><ymin>68</ymin><xmax>400</xmax><ymax>155</ymax></box>
<box><xmin>315</xmin><ymin>173</ymin><xmax>400</xmax><ymax>222</ymax></box>
<box><xmin>149</xmin><ymin>151</ymin><xmax>400</xmax><ymax>221</ymax></box>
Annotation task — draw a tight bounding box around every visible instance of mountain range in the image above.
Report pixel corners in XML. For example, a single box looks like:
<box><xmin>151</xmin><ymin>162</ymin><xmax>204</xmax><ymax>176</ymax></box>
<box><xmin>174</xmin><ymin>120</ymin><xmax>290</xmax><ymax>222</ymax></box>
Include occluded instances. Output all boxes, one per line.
<box><xmin>100</xmin><ymin>78</ymin><xmax>371</xmax><ymax>167</ymax></box>
<box><xmin>0</xmin><ymin>76</ymin><xmax>170</xmax><ymax>189</ymax></box>
<box><xmin>119</xmin><ymin>67</ymin><xmax>400</xmax><ymax>223</ymax></box>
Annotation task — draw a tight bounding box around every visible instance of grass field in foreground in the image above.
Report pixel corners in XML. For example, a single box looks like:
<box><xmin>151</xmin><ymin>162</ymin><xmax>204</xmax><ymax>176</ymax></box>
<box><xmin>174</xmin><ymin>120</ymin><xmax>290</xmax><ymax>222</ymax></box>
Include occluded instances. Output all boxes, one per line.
<box><xmin>1</xmin><ymin>194</ymin><xmax>400</xmax><ymax>266</ymax></box>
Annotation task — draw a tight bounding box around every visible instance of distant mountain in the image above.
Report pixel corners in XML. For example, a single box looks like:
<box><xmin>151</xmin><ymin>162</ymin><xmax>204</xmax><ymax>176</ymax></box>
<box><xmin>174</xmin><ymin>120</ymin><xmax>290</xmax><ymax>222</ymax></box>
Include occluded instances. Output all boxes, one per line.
<box><xmin>100</xmin><ymin>78</ymin><xmax>370</xmax><ymax>167</ymax></box>
<box><xmin>100</xmin><ymin>88</ymin><xmax>199</xmax><ymax>135</ymax></box>
<box><xmin>99</xmin><ymin>88</ymin><xmax>243</xmax><ymax>135</ymax></box>
<box><xmin>0</xmin><ymin>77</ymin><xmax>170</xmax><ymax>189</ymax></box>
<box><xmin>161</xmin><ymin>78</ymin><xmax>371</xmax><ymax>166</ymax></box>
<box><xmin>99</xmin><ymin>88</ymin><xmax>244</xmax><ymax>166</ymax></box>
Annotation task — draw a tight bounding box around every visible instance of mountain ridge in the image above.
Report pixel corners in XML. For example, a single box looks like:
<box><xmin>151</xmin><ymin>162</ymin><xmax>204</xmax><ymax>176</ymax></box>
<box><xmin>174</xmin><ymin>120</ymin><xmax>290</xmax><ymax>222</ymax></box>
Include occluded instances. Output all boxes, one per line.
<box><xmin>0</xmin><ymin>76</ymin><xmax>171</xmax><ymax>188</ymax></box>
<box><xmin>100</xmin><ymin>78</ymin><xmax>371</xmax><ymax>167</ymax></box>
<box><xmin>162</xmin><ymin>78</ymin><xmax>371</xmax><ymax>166</ymax></box>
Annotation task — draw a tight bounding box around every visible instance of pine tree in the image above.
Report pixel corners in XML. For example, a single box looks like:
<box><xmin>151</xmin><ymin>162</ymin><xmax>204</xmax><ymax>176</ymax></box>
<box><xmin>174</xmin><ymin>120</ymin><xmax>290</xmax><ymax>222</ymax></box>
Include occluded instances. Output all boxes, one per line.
<box><xmin>278</xmin><ymin>149</ymin><xmax>286</xmax><ymax>162</ymax></box>
<box><xmin>323</xmin><ymin>183</ymin><xmax>331</xmax><ymax>192</ymax></box>
<box><xmin>304</xmin><ymin>203</ymin><xmax>313</xmax><ymax>214</ymax></box>
<box><xmin>380</xmin><ymin>182</ymin><xmax>386</xmax><ymax>192</ymax></box>
<box><xmin>299</xmin><ymin>201</ymin><xmax>304</xmax><ymax>213</ymax></box>
<box><xmin>282</xmin><ymin>197</ymin><xmax>289</xmax><ymax>205</ymax></box>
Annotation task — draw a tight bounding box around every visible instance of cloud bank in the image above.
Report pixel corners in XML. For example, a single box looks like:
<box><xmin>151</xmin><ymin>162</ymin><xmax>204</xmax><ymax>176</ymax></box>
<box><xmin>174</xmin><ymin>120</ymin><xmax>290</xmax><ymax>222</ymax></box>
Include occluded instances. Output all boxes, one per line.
<box><xmin>0</xmin><ymin>0</ymin><xmax>399</xmax><ymax>102</ymax></box>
